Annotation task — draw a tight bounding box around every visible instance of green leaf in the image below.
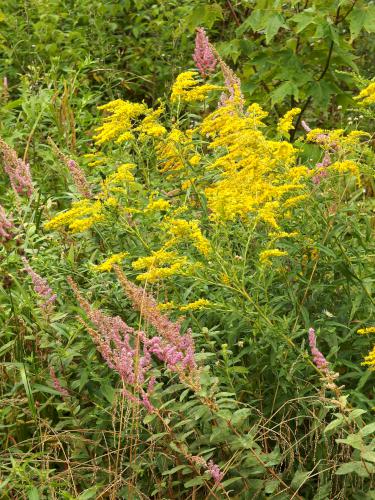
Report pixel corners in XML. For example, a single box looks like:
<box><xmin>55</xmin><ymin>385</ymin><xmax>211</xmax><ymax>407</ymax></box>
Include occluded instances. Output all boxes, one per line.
<box><xmin>292</xmin><ymin>10</ymin><xmax>317</xmax><ymax>33</ymax></box>
<box><xmin>291</xmin><ymin>469</ymin><xmax>310</xmax><ymax>489</ymax></box>
<box><xmin>265</xmin><ymin>13</ymin><xmax>287</xmax><ymax>44</ymax></box>
<box><xmin>231</xmin><ymin>408</ymin><xmax>251</xmax><ymax>425</ymax></box>
<box><xmin>336</xmin><ymin>433</ymin><xmax>363</xmax><ymax>450</ymax></box>
<box><xmin>77</xmin><ymin>486</ymin><xmax>100</xmax><ymax>499</ymax></box>
<box><xmin>27</xmin><ymin>488</ymin><xmax>40</xmax><ymax>500</ymax></box>
<box><xmin>324</xmin><ymin>416</ymin><xmax>344</xmax><ymax>433</ymax></box>
<box><xmin>271</xmin><ymin>81</ymin><xmax>299</xmax><ymax>104</ymax></box>
<box><xmin>361</xmin><ymin>451</ymin><xmax>375</xmax><ymax>463</ymax></box>
<box><xmin>364</xmin><ymin>6</ymin><xmax>375</xmax><ymax>32</ymax></box>
<box><xmin>162</xmin><ymin>465</ymin><xmax>190</xmax><ymax>476</ymax></box>
<box><xmin>184</xmin><ymin>476</ymin><xmax>205</xmax><ymax>488</ymax></box>
<box><xmin>348</xmin><ymin>9</ymin><xmax>366</xmax><ymax>40</ymax></box>
<box><xmin>361</xmin><ymin>422</ymin><xmax>375</xmax><ymax>437</ymax></box>
<box><xmin>335</xmin><ymin>461</ymin><xmax>374</xmax><ymax>478</ymax></box>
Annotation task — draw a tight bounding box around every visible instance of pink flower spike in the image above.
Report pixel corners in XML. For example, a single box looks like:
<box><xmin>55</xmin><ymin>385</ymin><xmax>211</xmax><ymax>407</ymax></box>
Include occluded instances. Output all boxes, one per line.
<box><xmin>308</xmin><ymin>328</ymin><xmax>329</xmax><ymax>373</ymax></box>
<box><xmin>193</xmin><ymin>28</ymin><xmax>217</xmax><ymax>77</ymax></box>
<box><xmin>22</xmin><ymin>257</ymin><xmax>57</xmax><ymax>310</ymax></box>
<box><xmin>207</xmin><ymin>460</ymin><xmax>224</xmax><ymax>484</ymax></box>
<box><xmin>0</xmin><ymin>204</ymin><xmax>14</xmax><ymax>241</ymax></box>
<box><xmin>50</xmin><ymin>367</ymin><xmax>69</xmax><ymax>397</ymax></box>
<box><xmin>0</xmin><ymin>137</ymin><xmax>33</xmax><ymax>196</ymax></box>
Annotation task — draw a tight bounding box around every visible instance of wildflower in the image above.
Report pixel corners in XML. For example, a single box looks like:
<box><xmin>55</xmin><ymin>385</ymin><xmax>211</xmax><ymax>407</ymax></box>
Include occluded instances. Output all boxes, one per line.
<box><xmin>206</xmin><ymin>460</ymin><xmax>224</xmax><ymax>484</ymax></box>
<box><xmin>189</xmin><ymin>154</ymin><xmax>201</xmax><ymax>166</ymax></box>
<box><xmin>354</xmin><ymin>81</ymin><xmax>375</xmax><ymax>106</ymax></box>
<box><xmin>308</xmin><ymin>328</ymin><xmax>329</xmax><ymax>374</ymax></box>
<box><xmin>68</xmin><ymin>278</ymin><xmax>156</xmax><ymax>409</ymax></box>
<box><xmin>216</xmin><ymin>55</ymin><xmax>244</xmax><ymax>109</ymax></box>
<box><xmin>132</xmin><ymin>249</ymin><xmax>188</xmax><ymax>283</ymax></box>
<box><xmin>114</xmin><ymin>267</ymin><xmax>198</xmax><ymax>385</ymax></box>
<box><xmin>50</xmin><ymin>367</ymin><xmax>69</xmax><ymax>397</ymax></box>
<box><xmin>259</xmin><ymin>249</ymin><xmax>288</xmax><ymax>265</ymax></box>
<box><xmin>362</xmin><ymin>346</ymin><xmax>375</xmax><ymax>369</ymax></box>
<box><xmin>170</xmin><ymin>71</ymin><xmax>221</xmax><ymax>103</ymax></box>
<box><xmin>92</xmin><ymin>252</ymin><xmax>128</xmax><ymax>272</ymax></box>
<box><xmin>193</xmin><ymin>27</ymin><xmax>217</xmax><ymax>77</ymax></box>
<box><xmin>157</xmin><ymin>301</ymin><xmax>176</xmax><ymax>311</ymax></box>
<box><xmin>45</xmin><ymin>199</ymin><xmax>104</xmax><ymax>233</ymax></box>
<box><xmin>134</xmin><ymin>106</ymin><xmax>166</xmax><ymax>140</ymax></box>
<box><xmin>163</xmin><ymin>218</ymin><xmax>211</xmax><ymax>256</ymax></box>
<box><xmin>145</xmin><ymin>198</ymin><xmax>171</xmax><ymax>213</ymax></box>
<box><xmin>48</xmin><ymin>138</ymin><xmax>91</xmax><ymax>198</ymax></box>
<box><xmin>277</xmin><ymin>108</ymin><xmax>301</xmax><ymax>136</ymax></box>
<box><xmin>0</xmin><ymin>204</ymin><xmax>13</xmax><ymax>241</ymax></box>
<box><xmin>0</xmin><ymin>137</ymin><xmax>33</xmax><ymax>196</ymax></box>
<box><xmin>330</xmin><ymin>160</ymin><xmax>360</xmax><ymax>183</ymax></box>
<box><xmin>357</xmin><ymin>326</ymin><xmax>375</xmax><ymax>335</ymax></box>
<box><xmin>180</xmin><ymin>299</ymin><xmax>211</xmax><ymax>311</ymax></box>
<box><xmin>22</xmin><ymin>257</ymin><xmax>57</xmax><ymax>310</ymax></box>
<box><xmin>94</xmin><ymin>99</ymin><xmax>149</xmax><ymax>145</ymax></box>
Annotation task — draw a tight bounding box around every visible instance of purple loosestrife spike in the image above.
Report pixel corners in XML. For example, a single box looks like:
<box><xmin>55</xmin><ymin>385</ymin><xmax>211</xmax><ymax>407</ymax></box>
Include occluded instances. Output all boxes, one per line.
<box><xmin>206</xmin><ymin>460</ymin><xmax>224</xmax><ymax>484</ymax></box>
<box><xmin>193</xmin><ymin>28</ymin><xmax>217</xmax><ymax>77</ymax></box>
<box><xmin>0</xmin><ymin>204</ymin><xmax>14</xmax><ymax>241</ymax></box>
<box><xmin>308</xmin><ymin>328</ymin><xmax>329</xmax><ymax>373</ymax></box>
<box><xmin>48</xmin><ymin>138</ymin><xmax>91</xmax><ymax>198</ymax></box>
<box><xmin>68</xmin><ymin>277</ymin><xmax>155</xmax><ymax>412</ymax></box>
<box><xmin>22</xmin><ymin>257</ymin><xmax>57</xmax><ymax>310</ymax></box>
<box><xmin>66</xmin><ymin>159</ymin><xmax>92</xmax><ymax>198</ymax></box>
<box><xmin>0</xmin><ymin>137</ymin><xmax>33</xmax><ymax>196</ymax></box>
<box><xmin>313</xmin><ymin>152</ymin><xmax>331</xmax><ymax>184</ymax></box>
<box><xmin>50</xmin><ymin>367</ymin><xmax>69</xmax><ymax>397</ymax></box>
<box><xmin>115</xmin><ymin>267</ymin><xmax>197</xmax><ymax>371</ymax></box>
<box><xmin>301</xmin><ymin>120</ymin><xmax>311</xmax><ymax>133</ymax></box>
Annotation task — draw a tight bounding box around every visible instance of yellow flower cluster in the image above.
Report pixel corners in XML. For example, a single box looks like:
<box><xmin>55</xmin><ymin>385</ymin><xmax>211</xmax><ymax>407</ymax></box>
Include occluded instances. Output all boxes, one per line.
<box><xmin>180</xmin><ymin>299</ymin><xmax>211</xmax><ymax>311</ymax></box>
<box><xmin>259</xmin><ymin>249</ymin><xmax>288</xmax><ymax>265</ymax></box>
<box><xmin>358</xmin><ymin>326</ymin><xmax>375</xmax><ymax>335</ymax></box>
<box><xmin>145</xmin><ymin>198</ymin><xmax>171</xmax><ymax>213</ymax></box>
<box><xmin>170</xmin><ymin>71</ymin><xmax>221</xmax><ymax>103</ymax></box>
<box><xmin>354</xmin><ymin>82</ymin><xmax>375</xmax><ymax>106</ymax></box>
<box><xmin>357</xmin><ymin>327</ymin><xmax>375</xmax><ymax>369</ymax></box>
<box><xmin>101</xmin><ymin>163</ymin><xmax>135</xmax><ymax>197</ymax></box>
<box><xmin>200</xmin><ymin>99</ymin><xmax>305</xmax><ymax>228</ymax></box>
<box><xmin>132</xmin><ymin>248</ymin><xmax>188</xmax><ymax>283</ymax></box>
<box><xmin>94</xmin><ymin>100</ymin><xmax>148</xmax><ymax>144</ymax></box>
<box><xmin>163</xmin><ymin>217</ymin><xmax>211</xmax><ymax>256</ymax></box>
<box><xmin>93</xmin><ymin>100</ymin><xmax>166</xmax><ymax>145</ymax></box>
<box><xmin>306</xmin><ymin>128</ymin><xmax>369</xmax><ymax>150</ymax></box>
<box><xmin>134</xmin><ymin>106</ymin><xmax>166</xmax><ymax>140</ymax></box>
<box><xmin>92</xmin><ymin>252</ymin><xmax>128</xmax><ymax>272</ymax></box>
<box><xmin>277</xmin><ymin>108</ymin><xmax>301</xmax><ymax>136</ymax></box>
<box><xmin>45</xmin><ymin>199</ymin><xmax>105</xmax><ymax>233</ymax></box>
<box><xmin>330</xmin><ymin>160</ymin><xmax>360</xmax><ymax>183</ymax></box>
<box><xmin>156</xmin><ymin>128</ymin><xmax>195</xmax><ymax>173</ymax></box>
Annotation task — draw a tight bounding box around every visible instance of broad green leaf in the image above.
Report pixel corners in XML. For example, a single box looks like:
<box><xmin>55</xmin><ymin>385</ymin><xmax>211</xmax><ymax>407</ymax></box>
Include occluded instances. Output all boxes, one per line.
<box><xmin>361</xmin><ymin>422</ymin><xmax>375</xmax><ymax>437</ymax></box>
<box><xmin>265</xmin><ymin>13</ymin><xmax>287</xmax><ymax>44</ymax></box>
<box><xmin>292</xmin><ymin>10</ymin><xmax>317</xmax><ymax>33</ymax></box>
<box><xmin>184</xmin><ymin>476</ymin><xmax>206</xmax><ymax>488</ymax></box>
<box><xmin>348</xmin><ymin>9</ymin><xmax>367</xmax><ymax>40</ymax></box>
<box><xmin>335</xmin><ymin>461</ymin><xmax>374</xmax><ymax>478</ymax></box>
<box><xmin>324</xmin><ymin>416</ymin><xmax>344</xmax><ymax>433</ymax></box>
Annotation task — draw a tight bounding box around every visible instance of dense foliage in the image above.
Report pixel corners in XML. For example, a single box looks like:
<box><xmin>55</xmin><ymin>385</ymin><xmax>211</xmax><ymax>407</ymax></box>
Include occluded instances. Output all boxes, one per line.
<box><xmin>0</xmin><ymin>2</ymin><xmax>374</xmax><ymax>499</ymax></box>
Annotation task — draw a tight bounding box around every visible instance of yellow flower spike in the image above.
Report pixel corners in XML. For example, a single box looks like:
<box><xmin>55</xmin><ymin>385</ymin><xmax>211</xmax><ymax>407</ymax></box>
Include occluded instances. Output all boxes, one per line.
<box><xmin>92</xmin><ymin>252</ymin><xmax>128</xmax><ymax>273</ymax></box>
<box><xmin>277</xmin><ymin>108</ymin><xmax>301</xmax><ymax>136</ymax></box>
<box><xmin>354</xmin><ymin>82</ymin><xmax>375</xmax><ymax>106</ymax></box>
<box><xmin>94</xmin><ymin>99</ymin><xmax>148</xmax><ymax>145</ymax></box>
<box><xmin>357</xmin><ymin>327</ymin><xmax>375</xmax><ymax>335</ymax></box>
<box><xmin>170</xmin><ymin>71</ymin><xmax>221</xmax><ymax>103</ymax></box>
<box><xmin>259</xmin><ymin>249</ymin><xmax>288</xmax><ymax>265</ymax></box>
<box><xmin>145</xmin><ymin>198</ymin><xmax>171</xmax><ymax>213</ymax></box>
<box><xmin>179</xmin><ymin>299</ymin><xmax>211</xmax><ymax>311</ymax></box>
